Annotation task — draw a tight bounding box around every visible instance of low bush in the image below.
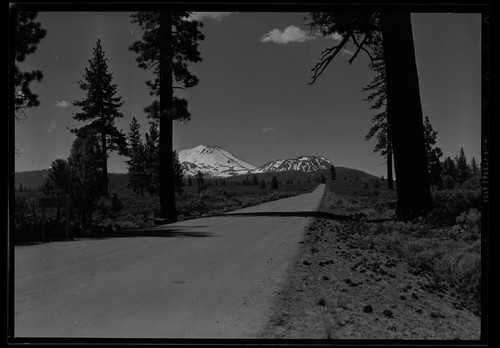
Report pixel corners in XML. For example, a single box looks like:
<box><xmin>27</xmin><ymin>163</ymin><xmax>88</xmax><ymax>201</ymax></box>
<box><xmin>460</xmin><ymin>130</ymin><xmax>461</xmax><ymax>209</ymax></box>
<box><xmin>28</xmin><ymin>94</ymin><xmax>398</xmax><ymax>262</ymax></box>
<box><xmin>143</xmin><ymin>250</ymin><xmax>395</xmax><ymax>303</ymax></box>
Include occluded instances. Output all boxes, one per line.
<box><xmin>448</xmin><ymin>208</ymin><xmax>481</xmax><ymax>242</ymax></box>
<box><xmin>321</xmin><ymin>181</ymin><xmax>481</xmax><ymax>314</ymax></box>
<box><xmin>111</xmin><ymin>195</ymin><xmax>158</xmax><ymax>230</ymax></box>
<box><xmin>428</xmin><ymin>188</ymin><xmax>481</xmax><ymax>225</ymax></box>
<box><xmin>435</xmin><ymin>241</ymin><xmax>481</xmax><ymax>311</ymax></box>
<box><xmin>371</xmin><ymin>220</ymin><xmax>481</xmax><ymax>314</ymax></box>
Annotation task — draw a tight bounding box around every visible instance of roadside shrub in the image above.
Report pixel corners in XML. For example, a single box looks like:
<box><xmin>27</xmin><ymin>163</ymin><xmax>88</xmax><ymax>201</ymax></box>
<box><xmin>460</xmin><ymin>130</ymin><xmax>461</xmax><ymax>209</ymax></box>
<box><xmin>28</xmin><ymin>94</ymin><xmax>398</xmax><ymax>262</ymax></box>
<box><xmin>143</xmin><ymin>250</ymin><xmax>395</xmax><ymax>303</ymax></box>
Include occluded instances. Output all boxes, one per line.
<box><xmin>435</xmin><ymin>240</ymin><xmax>481</xmax><ymax>313</ymax></box>
<box><xmin>381</xmin><ymin>220</ymin><xmax>481</xmax><ymax>313</ymax></box>
<box><xmin>403</xmin><ymin>239</ymin><xmax>442</xmax><ymax>274</ymax></box>
<box><xmin>325</xmin><ymin>181</ymin><xmax>481</xmax><ymax>314</ymax></box>
<box><xmin>448</xmin><ymin>208</ymin><xmax>481</xmax><ymax>242</ymax></box>
<box><xmin>114</xmin><ymin>195</ymin><xmax>158</xmax><ymax>229</ymax></box>
<box><xmin>428</xmin><ymin>188</ymin><xmax>481</xmax><ymax>225</ymax></box>
<box><xmin>240</xmin><ymin>197</ymin><xmax>257</xmax><ymax>208</ymax></box>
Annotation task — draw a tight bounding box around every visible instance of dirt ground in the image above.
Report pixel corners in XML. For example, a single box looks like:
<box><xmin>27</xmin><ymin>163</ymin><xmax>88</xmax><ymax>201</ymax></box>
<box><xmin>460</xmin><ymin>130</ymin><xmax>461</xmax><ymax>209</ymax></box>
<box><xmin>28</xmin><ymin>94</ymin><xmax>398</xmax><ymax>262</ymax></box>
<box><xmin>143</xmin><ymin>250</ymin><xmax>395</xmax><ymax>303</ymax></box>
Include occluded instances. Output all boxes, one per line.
<box><xmin>260</xmin><ymin>196</ymin><xmax>481</xmax><ymax>340</ymax></box>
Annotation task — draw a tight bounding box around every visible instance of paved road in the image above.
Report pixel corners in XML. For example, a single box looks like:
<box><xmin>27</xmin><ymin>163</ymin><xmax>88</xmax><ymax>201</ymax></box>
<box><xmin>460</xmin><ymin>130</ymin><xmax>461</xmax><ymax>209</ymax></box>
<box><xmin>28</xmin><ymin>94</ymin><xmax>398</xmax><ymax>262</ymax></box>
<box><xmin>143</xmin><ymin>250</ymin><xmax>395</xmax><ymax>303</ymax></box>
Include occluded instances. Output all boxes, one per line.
<box><xmin>14</xmin><ymin>184</ymin><xmax>325</xmax><ymax>339</ymax></box>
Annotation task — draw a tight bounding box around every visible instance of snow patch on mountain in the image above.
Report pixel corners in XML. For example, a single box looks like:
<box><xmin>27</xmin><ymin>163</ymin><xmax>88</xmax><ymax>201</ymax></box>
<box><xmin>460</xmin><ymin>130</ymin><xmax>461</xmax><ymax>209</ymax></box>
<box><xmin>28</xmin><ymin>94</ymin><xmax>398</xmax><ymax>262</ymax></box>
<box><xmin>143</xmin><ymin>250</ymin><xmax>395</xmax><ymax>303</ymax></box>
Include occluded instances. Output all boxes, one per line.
<box><xmin>178</xmin><ymin>145</ymin><xmax>334</xmax><ymax>177</ymax></box>
<box><xmin>178</xmin><ymin>145</ymin><xmax>256</xmax><ymax>177</ymax></box>
<box><xmin>253</xmin><ymin>155</ymin><xmax>333</xmax><ymax>173</ymax></box>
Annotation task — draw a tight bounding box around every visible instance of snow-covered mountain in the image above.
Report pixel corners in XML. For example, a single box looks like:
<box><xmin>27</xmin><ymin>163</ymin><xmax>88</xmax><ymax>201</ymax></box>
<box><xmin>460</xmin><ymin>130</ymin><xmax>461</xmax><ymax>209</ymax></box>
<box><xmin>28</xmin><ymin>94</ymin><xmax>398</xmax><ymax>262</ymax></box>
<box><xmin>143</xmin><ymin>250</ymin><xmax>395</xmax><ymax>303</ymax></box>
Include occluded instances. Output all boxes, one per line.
<box><xmin>178</xmin><ymin>145</ymin><xmax>334</xmax><ymax>177</ymax></box>
<box><xmin>253</xmin><ymin>155</ymin><xmax>333</xmax><ymax>174</ymax></box>
<box><xmin>178</xmin><ymin>145</ymin><xmax>256</xmax><ymax>177</ymax></box>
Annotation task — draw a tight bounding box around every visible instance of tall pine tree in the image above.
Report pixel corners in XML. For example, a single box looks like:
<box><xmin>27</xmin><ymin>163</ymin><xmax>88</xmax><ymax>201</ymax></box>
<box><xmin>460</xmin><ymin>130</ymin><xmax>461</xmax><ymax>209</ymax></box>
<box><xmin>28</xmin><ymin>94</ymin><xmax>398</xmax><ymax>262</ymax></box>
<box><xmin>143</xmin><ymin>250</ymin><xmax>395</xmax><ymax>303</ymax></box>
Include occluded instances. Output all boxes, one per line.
<box><xmin>126</xmin><ymin>117</ymin><xmax>148</xmax><ymax>196</ymax></box>
<box><xmin>42</xmin><ymin>158</ymin><xmax>73</xmax><ymax>226</ymax></box>
<box><xmin>14</xmin><ymin>11</ymin><xmax>46</xmax><ymax>119</ymax></box>
<box><xmin>43</xmin><ymin>158</ymin><xmax>72</xmax><ymax>199</ymax></box>
<box><xmin>145</xmin><ymin>121</ymin><xmax>160</xmax><ymax>195</ymax></box>
<box><xmin>306</xmin><ymin>11</ymin><xmax>433</xmax><ymax>220</ymax></box>
<box><xmin>442</xmin><ymin>156</ymin><xmax>457</xmax><ymax>180</ymax></box>
<box><xmin>470</xmin><ymin>157</ymin><xmax>479</xmax><ymax>176</ymax></box>
<box><xmin>129</xmin><ymin>12</ymin><xmax>204</xmax><ymax>221</ymax></box>
<box><xmin>455</xmin><ymin>147</ymin><xmax>471</xmax><ymax>184</ymax></box>
<box><xmin>67</xmin><ymin>128</ymin><xmax>107</xmax><ymax>229</ymax></box>
<box><xmin>72</xmin><ymin>39</ymin><xmax>127</xmax><ymax>196</ymax></box>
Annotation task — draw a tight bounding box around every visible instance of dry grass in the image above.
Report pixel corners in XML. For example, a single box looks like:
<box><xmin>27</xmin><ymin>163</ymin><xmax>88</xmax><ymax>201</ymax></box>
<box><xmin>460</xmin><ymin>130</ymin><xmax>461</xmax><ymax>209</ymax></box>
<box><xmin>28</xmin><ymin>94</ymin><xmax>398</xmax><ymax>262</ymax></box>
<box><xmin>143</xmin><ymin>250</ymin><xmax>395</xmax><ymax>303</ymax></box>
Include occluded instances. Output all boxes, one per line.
<box><xmin>321</xmin><ymin>182</ymin><xmax>482</xmax><ymax>315</ymax></box>
<box><xmin>261</xmin><ymin>179</ymin><xmax>482</xmax><ymax>340</ymax></box>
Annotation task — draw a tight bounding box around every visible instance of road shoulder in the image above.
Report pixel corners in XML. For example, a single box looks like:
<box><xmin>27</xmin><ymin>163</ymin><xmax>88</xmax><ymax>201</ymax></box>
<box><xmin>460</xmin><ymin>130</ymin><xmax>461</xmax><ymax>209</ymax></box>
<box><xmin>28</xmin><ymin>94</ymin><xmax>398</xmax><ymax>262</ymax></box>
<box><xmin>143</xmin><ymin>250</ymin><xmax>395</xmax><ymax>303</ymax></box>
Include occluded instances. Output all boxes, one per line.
<box><xmin>260</xmin><ymin>193</ymin><xmax>481</xmax><ymax>340</ymax></box>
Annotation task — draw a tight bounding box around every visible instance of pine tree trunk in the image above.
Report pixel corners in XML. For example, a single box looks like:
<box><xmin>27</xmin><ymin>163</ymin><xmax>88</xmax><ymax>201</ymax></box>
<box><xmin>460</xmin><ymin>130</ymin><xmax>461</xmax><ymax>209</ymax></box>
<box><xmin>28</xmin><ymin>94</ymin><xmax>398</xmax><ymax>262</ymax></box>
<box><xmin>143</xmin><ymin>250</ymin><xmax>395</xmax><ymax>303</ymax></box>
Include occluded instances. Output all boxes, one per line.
<box><xmin>380</xmin><ymin>12</ymin><xmax>433</xmax><ymax>220</ymax></box>
<box><xmin>159</xmin><ymin>12</ymin><xmax>177</xmax><ymax>221</ymax></box>
<box><xmin>386</xmin><ymin>118</ymin><xmax>394</xmax><ymax>191</ymax></box>
<box><xmin>101</xmin><ymin>112</ymin><xmax>109</xmax><ymax>196</ymax></box>
<box><xmin>387</xmin><ymin>141</ymin><xmax>394</xmax><ymax>190</ymax></box>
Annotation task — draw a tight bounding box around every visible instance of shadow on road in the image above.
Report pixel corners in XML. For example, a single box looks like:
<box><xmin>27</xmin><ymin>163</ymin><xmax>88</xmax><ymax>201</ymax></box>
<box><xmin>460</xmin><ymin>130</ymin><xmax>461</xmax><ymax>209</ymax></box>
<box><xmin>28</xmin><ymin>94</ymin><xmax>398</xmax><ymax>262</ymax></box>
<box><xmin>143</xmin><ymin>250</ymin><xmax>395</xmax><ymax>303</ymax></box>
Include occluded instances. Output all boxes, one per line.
<box><xmin>223</xmin><ymin>211</ymin><xmax>353</xmax><ymax>220</ymax></box>
<box><xmin>81</xmin><ymin>225</ymin><xmax>216</xmax><ymax>240</ymax></box>
<box><xmin>222</xmin><ymin>211</ymin><xmax>394</xmax><ymax>223</ymax></box>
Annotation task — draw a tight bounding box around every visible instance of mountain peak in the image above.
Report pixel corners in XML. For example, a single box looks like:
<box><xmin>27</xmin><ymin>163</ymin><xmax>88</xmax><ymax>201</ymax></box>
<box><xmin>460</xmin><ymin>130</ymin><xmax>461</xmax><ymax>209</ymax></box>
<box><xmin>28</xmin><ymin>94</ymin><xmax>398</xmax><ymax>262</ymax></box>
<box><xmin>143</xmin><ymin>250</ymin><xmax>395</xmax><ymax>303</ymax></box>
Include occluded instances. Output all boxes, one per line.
<box><xmin>254</xmin><ymin>155</ymin><xmax>333</xmax><ymax>174</ymax></box>
<box><xmin>178</xmin><ymin>145</ymin><xmax>256</xmax><ymax>177</ymax></box>
<box><xmin>178</xmin><ymin>145</ymin><xmax>333</xmax><ymax>177</ymax></box>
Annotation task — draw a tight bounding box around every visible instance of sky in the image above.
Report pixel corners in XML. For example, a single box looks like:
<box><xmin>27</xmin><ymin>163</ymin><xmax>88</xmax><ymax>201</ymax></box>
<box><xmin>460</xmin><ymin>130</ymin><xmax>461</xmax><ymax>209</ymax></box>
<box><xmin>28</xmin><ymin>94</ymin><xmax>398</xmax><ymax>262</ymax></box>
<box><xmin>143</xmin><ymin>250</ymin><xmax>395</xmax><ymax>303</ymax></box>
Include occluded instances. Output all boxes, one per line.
<box><xmin>13</xmin><ymin>10</ymin><xmax>482</xmax><ymax>178</ymax></box>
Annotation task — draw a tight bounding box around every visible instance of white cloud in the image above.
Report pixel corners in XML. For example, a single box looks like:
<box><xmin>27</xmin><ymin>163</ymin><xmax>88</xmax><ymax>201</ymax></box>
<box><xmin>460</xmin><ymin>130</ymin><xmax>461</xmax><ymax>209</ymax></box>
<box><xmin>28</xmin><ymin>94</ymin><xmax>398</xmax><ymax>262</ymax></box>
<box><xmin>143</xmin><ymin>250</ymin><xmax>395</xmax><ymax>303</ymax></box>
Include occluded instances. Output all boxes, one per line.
<box><xmin>54</xmin><ymin>100</ymin><xmax>71</xmax><ymax>108</ymax></box>
<box><xmin>262</xmin><ymin>127</ymin><xmax>275</xmax><ymax>133</ymax></box>
<box><xmin>330</xmin><ymin>32</ymin><xmax>343</xmax><ymax>41</ymax></box>
<box><xmin>261</xmin><ymin>25</ymin><xmax>315</xmax><ymax>44</ymax></box>
<box><xmin>313</xmin><ymin>31</ymin><xmax>343</xmax><ymax>41</ymax></box>
<box><xmin>190</xmin><ymin>12</ymin><xmax>235</xmax><ymax>22</ymax></box>
<box><xmin>341</xmin><ymin>48</ymin><xmax>353</xmax><ymax>56</ymax></box>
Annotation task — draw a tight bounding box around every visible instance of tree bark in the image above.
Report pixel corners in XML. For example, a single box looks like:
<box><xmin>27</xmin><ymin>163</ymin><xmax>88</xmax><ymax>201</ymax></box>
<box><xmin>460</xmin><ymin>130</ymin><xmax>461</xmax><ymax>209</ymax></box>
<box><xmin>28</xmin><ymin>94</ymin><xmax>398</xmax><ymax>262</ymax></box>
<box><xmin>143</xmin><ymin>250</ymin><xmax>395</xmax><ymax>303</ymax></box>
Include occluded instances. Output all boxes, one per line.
<box><xmin>387</xmin><ymin>122</ymin><xmax>394</xmax><ymax>190</ymax></box>
<box><xmin>387</xmin><ymin>146</ymin><xmax>394</xmax><ymax>190</ymax></box>
<box><xmin>159</xmin><ymin>12</ymin><xmax>177</xmax><ymax>221</ymax></box>
<box><xmin>380</xmin><ymin>12</ymin><xmax>433</xmax><ymax>220</ymax></box>
<box><xmin>101</xmin><ymin>113</ymin><xmax>109</xmax><ymax>196</ymax></box>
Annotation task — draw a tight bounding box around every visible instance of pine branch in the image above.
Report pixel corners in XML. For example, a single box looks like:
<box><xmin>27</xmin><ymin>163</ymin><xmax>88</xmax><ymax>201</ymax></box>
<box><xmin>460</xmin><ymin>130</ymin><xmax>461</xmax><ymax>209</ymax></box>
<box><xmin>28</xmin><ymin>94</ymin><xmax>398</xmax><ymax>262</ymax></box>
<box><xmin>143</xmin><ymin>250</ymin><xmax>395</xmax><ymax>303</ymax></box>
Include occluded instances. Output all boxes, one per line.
<box><xmin>309</xmin><ymin>36</ymin><xmax>350</xmax><ymax>85</ymax></box>
<box><xmin>349</xmin><ymin>34</ymin><xmax>371</xmax><ymax>64</ymax></box>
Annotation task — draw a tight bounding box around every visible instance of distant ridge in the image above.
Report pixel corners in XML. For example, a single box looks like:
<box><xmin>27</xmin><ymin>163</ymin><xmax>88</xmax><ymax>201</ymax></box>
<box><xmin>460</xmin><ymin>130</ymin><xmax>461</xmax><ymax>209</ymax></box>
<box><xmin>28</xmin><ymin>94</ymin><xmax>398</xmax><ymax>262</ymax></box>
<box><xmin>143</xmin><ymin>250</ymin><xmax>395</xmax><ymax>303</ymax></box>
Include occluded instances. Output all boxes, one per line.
<box><xmin>14</xmin><ymin>170</ymin><xmax>129</xmax><ymax>192</ymax></box>
<box><xmin>14</xmin><ymin>145</ymin><xmax>380</xmax><ymax>189</ymax></box>
<box><xmin>14</xmin><ymin>169</ymin><xmax>49</xmax><ymax>189</ymax></box>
